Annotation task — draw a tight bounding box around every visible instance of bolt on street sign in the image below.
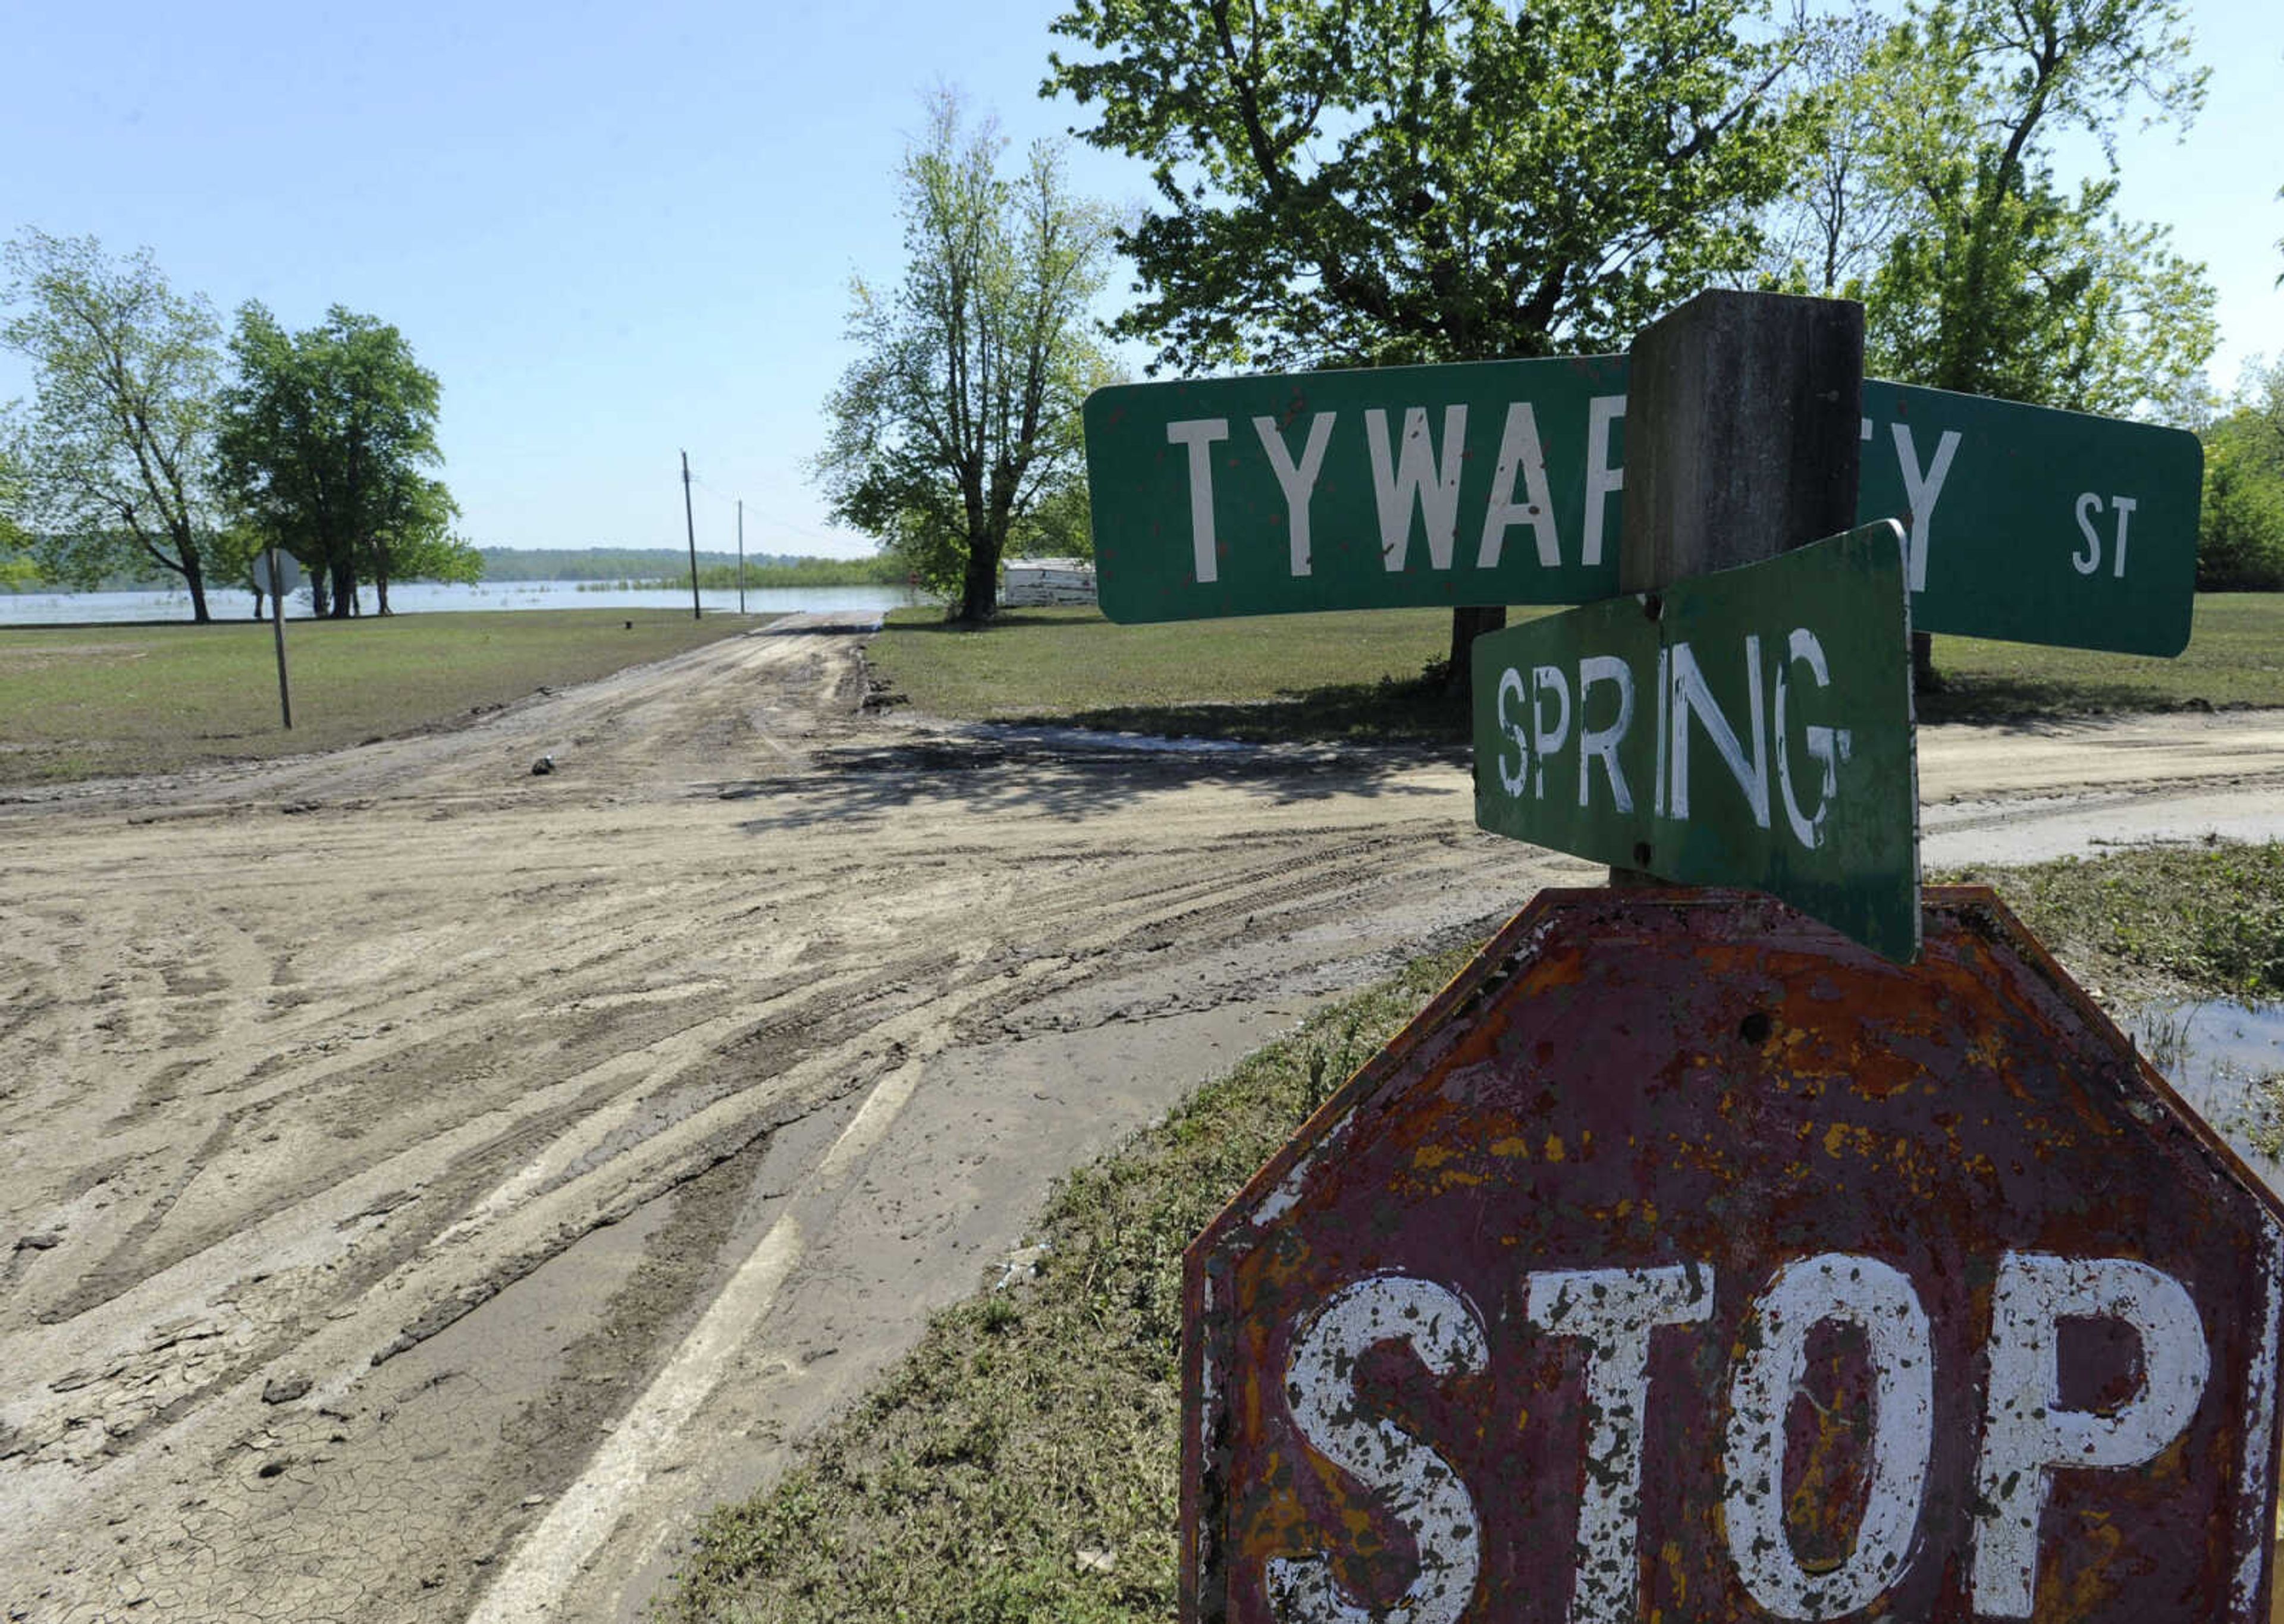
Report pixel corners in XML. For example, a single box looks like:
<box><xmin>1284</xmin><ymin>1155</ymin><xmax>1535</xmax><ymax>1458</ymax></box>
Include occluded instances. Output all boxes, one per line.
<box><xmin>1471</xmin><ymin>520</ymin><xmax>1919</xmax><ymax>962</ymax></box>
<box><xmin>1085</xmin><ymin>356</ymin><xmax>2201</xmax><ymax>654</ymax></box>
<box><xmin>1182</xmin><ymin>888</ymin><xmax>2284</xmax><ymax>1624</ymax></box>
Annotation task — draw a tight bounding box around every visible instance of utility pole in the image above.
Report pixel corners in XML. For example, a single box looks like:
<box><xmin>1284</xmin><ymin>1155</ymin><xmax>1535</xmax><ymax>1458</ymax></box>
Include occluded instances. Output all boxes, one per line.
<box><xmin>737</xmin><ymin>498</ymin><xmax>747</xmax><ymax>615</ymax></box>
<box><xmin>680</xmin><ymin>449</ymin><xmax>702</xmax><ymax>620</ymax></box>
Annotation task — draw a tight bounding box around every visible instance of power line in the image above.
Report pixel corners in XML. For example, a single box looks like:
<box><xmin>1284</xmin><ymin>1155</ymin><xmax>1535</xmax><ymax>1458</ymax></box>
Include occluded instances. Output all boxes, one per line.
<box><xmin>682</xmin><ymin>464</ymin><xmax>874</xmax><ymax>553</ymax></box>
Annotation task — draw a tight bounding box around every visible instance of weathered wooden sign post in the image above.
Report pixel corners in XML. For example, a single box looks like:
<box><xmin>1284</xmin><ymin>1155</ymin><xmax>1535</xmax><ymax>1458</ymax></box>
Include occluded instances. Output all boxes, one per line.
<box><xmin>1083</xmin><ymin>288</ymin><xmax>2283</xmax><ymax>1621</ymax></box>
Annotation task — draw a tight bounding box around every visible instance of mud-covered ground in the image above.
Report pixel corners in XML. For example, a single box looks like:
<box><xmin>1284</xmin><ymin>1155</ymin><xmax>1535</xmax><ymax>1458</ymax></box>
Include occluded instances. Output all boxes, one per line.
<box><xmin>4</xmin><ymin>626</ymin><xmax>2282</xmax><ymax>1623</ymax></box>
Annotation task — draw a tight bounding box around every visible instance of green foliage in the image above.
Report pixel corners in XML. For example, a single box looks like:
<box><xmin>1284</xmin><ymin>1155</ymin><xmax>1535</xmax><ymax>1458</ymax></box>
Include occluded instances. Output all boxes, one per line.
<box><xmin>372</xmin><ymin>477</ymin><xmax>479</xmax><ymax>599</ymax></box>
<box><xmin>2199</xmin><ymin>362</ymin><xmax>2284</xmax><ymax>590</ymax></box>
<box><xmin>1046</xmin><ymin>0</ymin><xmax>1800</xmax><ymax>690</ymax></box>
<box><xmin>1774</xmin><ymin>0</ymin><xmax>2215</xmax><ymax>420</ymax></box>
<box><xmin>1</xmin><ymin>230</ymin><xmax>229</xmax><ymax>620</ymax></box>
<box><xmin>217</xmin><ymin>303</ymin><xmax>451</xmax><ymax>617</ymax></box>
<box><xmin>1047</xmin><ymin>0</ymin><xmax>1799</xmax><ymax>373</ymax></box>
<box><xmin>0</xmin><ymin>444</ymin><xmax>30</xmax><ymax>584</ymax></box>
<box><xmin>1949</xmin><ymin>842</ymin><xmax>2284</xmax><ymax>1000</ymax></box>
<box><xmin>1009</xmin><ymin>473</ymin><xmax>1093</xmax><ymax>560</ymax></box>
<box><xmin>814</xmin><ymin>90</ymin><xmax>1116</xmax><ymax>623</ymax></box>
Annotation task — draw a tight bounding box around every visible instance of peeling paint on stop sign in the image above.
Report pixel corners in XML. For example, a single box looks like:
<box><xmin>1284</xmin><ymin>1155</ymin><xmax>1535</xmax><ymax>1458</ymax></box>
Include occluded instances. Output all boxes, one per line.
<box><xmin>1181</xmin><ymin>887</ymin><xmax>2284</xmax><ymax>1623</ymax></box>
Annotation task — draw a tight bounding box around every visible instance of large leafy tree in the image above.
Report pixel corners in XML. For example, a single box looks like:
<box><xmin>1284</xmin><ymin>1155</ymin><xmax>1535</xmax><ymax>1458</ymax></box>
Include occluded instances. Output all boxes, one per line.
<box><xmin>1761</xmin><ymin>0</ymin><xmax>2213</xmax><ymax>686</ymax></box>
<box><xmin>217</xmin><ymin>303</ymin><xmax>448</xmax><ymax>618</ymax></box>
<box><xmin>1</xmin><ymin>231</ymin><xmax>229</xmax><ymax>620</ymax></box>
<box><xmin>1046</xmin><ymin>0</ymin><xmax>1799</xmax><ymax>686</ymax></box>
<box><xmin>1855</xmin><ymin>0</ymin><xmax>2211</xmax><ymax>418</ymax></box>
<box><xmin>815</xmin><ymin>91</ymin><xmax>1116</xmax><ymax>624</ymax></box>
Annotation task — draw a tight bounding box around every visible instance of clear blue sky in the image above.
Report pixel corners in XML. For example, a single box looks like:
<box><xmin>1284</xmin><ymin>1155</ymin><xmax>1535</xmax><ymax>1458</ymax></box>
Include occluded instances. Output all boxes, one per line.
<box><xmin>4</xmin><ymin>0</ymin><xmax>2279</xmax><ymax>561</ymax></box>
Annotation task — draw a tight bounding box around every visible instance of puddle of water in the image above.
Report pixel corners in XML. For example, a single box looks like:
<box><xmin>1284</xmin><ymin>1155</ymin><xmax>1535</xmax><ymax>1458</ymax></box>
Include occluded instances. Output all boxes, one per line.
<box><xmin>2122</xmin><ymin>998</ymin><xmax>2284</xmax><ymax>1195</ymax></box>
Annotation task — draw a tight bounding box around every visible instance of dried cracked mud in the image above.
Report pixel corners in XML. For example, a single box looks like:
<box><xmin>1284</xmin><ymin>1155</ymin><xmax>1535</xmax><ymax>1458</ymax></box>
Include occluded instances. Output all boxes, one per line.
<box><xmin>3</xmin><ymin>624</ymin><xmax>2281</xmax><ymax>1623</ymax></box>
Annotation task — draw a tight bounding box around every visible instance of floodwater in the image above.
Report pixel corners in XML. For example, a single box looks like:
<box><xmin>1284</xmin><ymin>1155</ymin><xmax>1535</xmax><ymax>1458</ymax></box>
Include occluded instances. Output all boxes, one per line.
<box><xmin>0</xmin><ymin>579</ymin><xmax>924</xmax><ymax>626</ymax></box>
<box><xmin>2125</xmin><ymin>997</ymin><xmax>2284</xmax><ymax>1197</ymax></box>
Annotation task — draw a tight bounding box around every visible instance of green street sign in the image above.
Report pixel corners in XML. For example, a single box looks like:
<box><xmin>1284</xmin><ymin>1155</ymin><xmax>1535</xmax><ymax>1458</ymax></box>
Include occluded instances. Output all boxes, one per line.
<box><xmin>1088</xmin><ymin>355</ymin><xmax>1628</xmax><ymax>623</ymax></box>
<box><xmin>1470</xmin><ymin>521</ymin><xmax>1921</xmax><ymax>962</ymax></box>
<box><xmin>1085</xmin><ymin>358</ymin><xmax>2201</xmax><ymax>654</ymax></box>
<box><xmin>1856</xmin><ymin>378</ymin><xmax>2201</xmax><ymax>655</ymax></box>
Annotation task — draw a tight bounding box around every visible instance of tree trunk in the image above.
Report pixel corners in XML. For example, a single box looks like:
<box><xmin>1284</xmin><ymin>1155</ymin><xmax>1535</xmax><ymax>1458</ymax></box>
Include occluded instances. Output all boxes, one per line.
<box><xmin>375</xmin><ymin>569</ymin><xmax>392</xmax><ymax>616</ymax></box>
<box><xmin>330</xmin><ymin>558</ymin><xmax>355</xmax><ymax>620</ymax></box>
<box><xmin>1912</xmin><ymin>629</ymin><xmax>1941</xmax><ymax>695</ymax></box>
<box><xmin>253</xmin><ymin>586</ymin><xmax>267</xmax><ymax>622</ymax></box>
<box><xmin>310</xmin><ymin>568</ymin><xmax>331</xmax><ymax>618</ymax></box>
<box><xmin>183</xmin><ymin>553</ymin><xmax>212</xmax><ymax>625</ymax></box>
<box><xmin>1444</xmin><ymin>605</ymin><xmax>1507</xmax><ymax>702</ymax></box>
<box><xmin>956</xmin><ymin>529</ymin><xmax>1000</xmax><ymax>624</ymax></box>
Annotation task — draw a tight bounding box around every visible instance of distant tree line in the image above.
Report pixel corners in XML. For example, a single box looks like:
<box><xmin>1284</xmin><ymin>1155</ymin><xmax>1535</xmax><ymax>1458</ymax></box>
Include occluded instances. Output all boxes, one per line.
<box><xmin>0</xmin><ymin>230</ymin><xmax>473</xmax><ymax>622</ymax></box>
<box><xmin>637</xmin><ymin>556</ymin><xmax>911</xmax><ymax>592</ymax></box>
<box><xmin>475</xmin><ymin>546</ymin><xmax>902</xmax><ymax>584</ymax></box>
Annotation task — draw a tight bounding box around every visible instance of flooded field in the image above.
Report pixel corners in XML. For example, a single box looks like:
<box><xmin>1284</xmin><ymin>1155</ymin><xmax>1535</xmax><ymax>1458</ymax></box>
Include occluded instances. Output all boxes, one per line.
<box><xmin>2128</xmin><ymin>997</ymin><xmax>2284</xmax><ymax>1192</ymax></box>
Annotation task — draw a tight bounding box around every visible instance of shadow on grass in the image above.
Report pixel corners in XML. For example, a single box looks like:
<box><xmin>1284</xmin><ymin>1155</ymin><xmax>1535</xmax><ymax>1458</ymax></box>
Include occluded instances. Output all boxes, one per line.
<box><xmin>1039</xmin><ymin>673</ymin><xmax>1470</xmax><ymax>749</ymax></box>
<box><xmin>1915</xmin><ymin>673</ymin><xmax>2223</xmax><ymax>725</ymax></box>
<box><xmin>711</xmin><ymin>725</ymin><xmax>1464</xmax><ymax>834</ymax></box>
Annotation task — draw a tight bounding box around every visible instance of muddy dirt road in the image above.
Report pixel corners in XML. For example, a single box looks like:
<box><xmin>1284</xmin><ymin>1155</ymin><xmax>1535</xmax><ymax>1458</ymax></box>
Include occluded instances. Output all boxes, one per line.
<box><xmin>4</xmin><ymin>628</ymin><xmax>2282</xmax><ymax>1624</ymax></box>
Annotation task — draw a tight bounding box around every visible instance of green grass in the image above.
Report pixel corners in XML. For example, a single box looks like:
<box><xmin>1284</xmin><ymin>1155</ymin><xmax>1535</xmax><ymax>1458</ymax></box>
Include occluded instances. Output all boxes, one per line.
<box><xmin>865</xmin><ymin>604</ymin><xmax>1492</xmax><ymax>745</ymax></box>
<box><xmin>865</xmin><ymin>595</ymin><xmax>2284</xmax><ymax>745</ymax></box>
<box><xmin>0</xmin><ymin>609</ymin><xmax>754</xmax><ymax>786</ymax></box>
<box><xmin>1918</xmin><ymin>593</ymin><xmax>2284</xmax><ymax>721</ymax></box>
<box><xmin>660</xmin><ymin>844</ymin><xmax>2284</xmax><ymax>1622</ymax></box>
<box><xmin>1940</xmin><ymin>841</ymin><xmax>2284</xmax><ymax>1000</ymax></box>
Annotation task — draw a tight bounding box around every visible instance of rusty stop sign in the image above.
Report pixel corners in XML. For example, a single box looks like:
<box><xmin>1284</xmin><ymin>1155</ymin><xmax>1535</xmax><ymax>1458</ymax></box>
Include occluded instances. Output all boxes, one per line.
<box><xmin>1182</xmin><ymin>888</ymin><xmax>2284</xmax><ymax>1622</ymax></box>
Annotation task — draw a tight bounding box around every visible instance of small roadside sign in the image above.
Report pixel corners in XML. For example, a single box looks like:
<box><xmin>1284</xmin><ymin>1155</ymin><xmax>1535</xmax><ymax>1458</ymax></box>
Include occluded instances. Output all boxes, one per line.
<box><xmin>1470</xmin><ymin>521</ymin><xmax>1919</xmax><ymax>962</ymax></box>
<box><xmin>1085</xmin><ymin>358</ymin><xmax>2200</xmax><ymax>654</ymax></box>
<box><xmin>252</xmin><ymin>547</ymin><xmax>297</xmax><ymax>728</ymax></box>
<box><xmin>251</xmin><ymin>549</ymin><xmax>301</xmax><ymax>598</ymax></box>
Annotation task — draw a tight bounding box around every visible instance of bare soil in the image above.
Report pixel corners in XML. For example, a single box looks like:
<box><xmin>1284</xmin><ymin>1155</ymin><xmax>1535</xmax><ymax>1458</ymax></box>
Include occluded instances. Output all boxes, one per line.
<box><xmin>3</xmin><ymin>627</ymin><xmax>2281</xmax><ymax>1623</ymax></box>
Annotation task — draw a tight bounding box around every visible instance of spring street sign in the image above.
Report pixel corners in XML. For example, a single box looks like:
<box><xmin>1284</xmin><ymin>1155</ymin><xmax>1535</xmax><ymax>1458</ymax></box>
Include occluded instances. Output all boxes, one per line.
<box><xmin>1470</xmin><ymin>522</ymin><xmax>1919</xmax><ymax>962</ymax></box>
<box><xmin>1085</xmin><ymin>357</ymin><xmax>2201</xmax><ymax>654</ymax></box>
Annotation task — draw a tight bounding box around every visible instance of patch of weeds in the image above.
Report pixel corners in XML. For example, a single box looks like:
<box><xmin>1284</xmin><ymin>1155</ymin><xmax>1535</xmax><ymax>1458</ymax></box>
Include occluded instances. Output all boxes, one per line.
<box><xmin>2134</xmin><ymin>1003</ymin><xmax>2200</xmax><ymax>1078</ymax></box>
<box><xmin>2243</xmin><ymin>1072</ymin><xmax>2284</xmax><ymax>1160</ymax></box>
<box><xmin>657</xmin><ymin>943</ymin><xmax>1473</xmax><ymax>1623</ymax></box>
<box><xmin>1941</xmin><ymin>840</ymin><xmax>2284</xmax><ymax>1001</ymax></box>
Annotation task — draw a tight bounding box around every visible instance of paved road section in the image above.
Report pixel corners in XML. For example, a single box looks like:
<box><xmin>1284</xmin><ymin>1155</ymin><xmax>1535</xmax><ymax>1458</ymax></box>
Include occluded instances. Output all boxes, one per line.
<box><xmin>1</xmin><ymin>631</ymin><xmax>2279</xmax><ymax>1623</ymax></box>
